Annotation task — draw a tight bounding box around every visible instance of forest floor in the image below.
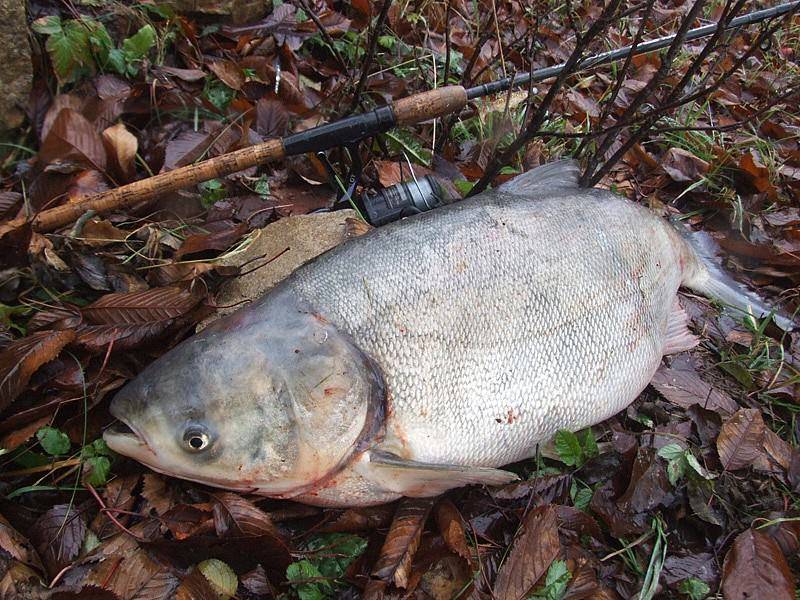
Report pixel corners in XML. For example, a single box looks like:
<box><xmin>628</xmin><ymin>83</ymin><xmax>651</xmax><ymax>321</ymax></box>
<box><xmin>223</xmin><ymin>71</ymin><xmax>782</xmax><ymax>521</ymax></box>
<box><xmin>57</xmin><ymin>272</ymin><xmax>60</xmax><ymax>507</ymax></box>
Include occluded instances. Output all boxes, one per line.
<box><xmin>0</xmin><ymin>0</ymin><xmax>799</xmax><ymax>598</ymax></box>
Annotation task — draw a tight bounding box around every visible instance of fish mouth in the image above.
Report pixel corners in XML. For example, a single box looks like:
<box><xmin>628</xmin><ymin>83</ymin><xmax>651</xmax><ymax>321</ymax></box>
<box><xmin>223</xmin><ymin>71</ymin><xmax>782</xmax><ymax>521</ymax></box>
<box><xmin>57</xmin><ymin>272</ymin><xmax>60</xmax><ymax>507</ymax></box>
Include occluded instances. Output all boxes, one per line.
<box><xmin>103</xmin><ymin>418</ymin><xmax>156</xmax><ymax>459</ymax></box>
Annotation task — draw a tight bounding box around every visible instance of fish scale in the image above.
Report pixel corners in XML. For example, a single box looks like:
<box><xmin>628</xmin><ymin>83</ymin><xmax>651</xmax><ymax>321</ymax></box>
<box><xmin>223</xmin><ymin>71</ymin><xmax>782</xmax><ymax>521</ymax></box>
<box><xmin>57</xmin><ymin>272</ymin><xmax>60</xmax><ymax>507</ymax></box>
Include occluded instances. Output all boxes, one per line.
<box><xmin>287</xmin><ymin>191</ymin><xmax>682</xmax><ymax>468</ymax></box>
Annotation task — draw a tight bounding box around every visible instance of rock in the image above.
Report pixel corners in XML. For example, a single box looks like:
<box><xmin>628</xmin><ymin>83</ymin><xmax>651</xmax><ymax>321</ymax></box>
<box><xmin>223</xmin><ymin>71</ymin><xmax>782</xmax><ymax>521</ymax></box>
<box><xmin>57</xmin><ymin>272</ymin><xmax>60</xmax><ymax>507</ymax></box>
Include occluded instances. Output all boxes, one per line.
<box><xmin>162</xmin><ymin>0</ymin><xmax>268</xmax><ymax>25</ymax></box>
<box><xmin>201</xmin><ymin>210</ymin><xmax>361</xmax><ymax>328</ymax></box>
<box><xmin>0</xmin><ymin>0</ymin><xmax>32</xmax><ymax>132</ymax></box>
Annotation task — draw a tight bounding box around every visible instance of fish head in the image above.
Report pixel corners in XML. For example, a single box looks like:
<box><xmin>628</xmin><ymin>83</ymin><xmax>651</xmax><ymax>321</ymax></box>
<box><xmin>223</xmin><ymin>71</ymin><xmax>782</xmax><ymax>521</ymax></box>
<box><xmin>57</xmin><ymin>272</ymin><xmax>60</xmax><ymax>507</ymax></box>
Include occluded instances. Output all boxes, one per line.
<box><xmin>104</xmin><ymin>285</ymin><xmax>385</xmax><ymax>497</ymax></box>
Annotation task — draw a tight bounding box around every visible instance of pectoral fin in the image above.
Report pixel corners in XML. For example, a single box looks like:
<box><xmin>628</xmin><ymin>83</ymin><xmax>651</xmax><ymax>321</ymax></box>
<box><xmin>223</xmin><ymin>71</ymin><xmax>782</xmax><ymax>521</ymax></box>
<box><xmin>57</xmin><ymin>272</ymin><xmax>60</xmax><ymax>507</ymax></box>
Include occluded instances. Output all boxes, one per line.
<box><xmin>367</xmin><ymin>450</ymin><xmax>519</xmax><ymax>497</ymax></box>
<box><xmin>663</xmin><ymin>297</ymin><xmax>699</xmax><ymax>355</ymax></box>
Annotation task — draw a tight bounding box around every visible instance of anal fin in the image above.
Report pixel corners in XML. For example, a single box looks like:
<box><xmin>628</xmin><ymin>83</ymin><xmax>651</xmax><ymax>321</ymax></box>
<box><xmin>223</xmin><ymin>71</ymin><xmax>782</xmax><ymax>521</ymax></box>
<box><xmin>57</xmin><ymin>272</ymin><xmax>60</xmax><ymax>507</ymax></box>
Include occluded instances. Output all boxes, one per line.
<box><xmin>367</xmin><ymin>450</ymin><xmax>519</xmax><ymax>497</ymax></box>
<box><xmin>663</xmin><ymin>297</ymin><xmax>700</xmax><ymax>355</ymax></box>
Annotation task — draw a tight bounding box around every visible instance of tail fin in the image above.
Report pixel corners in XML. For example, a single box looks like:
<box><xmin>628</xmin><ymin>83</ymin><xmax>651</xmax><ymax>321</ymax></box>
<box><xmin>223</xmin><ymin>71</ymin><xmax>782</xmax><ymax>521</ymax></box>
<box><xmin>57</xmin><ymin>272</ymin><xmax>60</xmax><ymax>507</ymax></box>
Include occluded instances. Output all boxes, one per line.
<box><xmin>677</xmin><ymin>227</ymin><xmax>796</xmax><ymax>332</ymax></box>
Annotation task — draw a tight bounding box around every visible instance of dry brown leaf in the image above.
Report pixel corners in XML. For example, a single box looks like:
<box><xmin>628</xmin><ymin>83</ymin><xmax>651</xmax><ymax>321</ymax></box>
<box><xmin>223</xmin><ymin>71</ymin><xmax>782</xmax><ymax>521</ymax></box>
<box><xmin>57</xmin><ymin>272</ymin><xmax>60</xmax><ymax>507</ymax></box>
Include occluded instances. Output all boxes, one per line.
<box><xmin>30</xmin><ymin>504</ymin><xmax>88</xmax><ymax>578</ymax></box>
<box><xmin>0</xmin><ymin>330</ymin><xmax>76</xmax><ymax>412</ymax></box>
<box><xmin>76</xmin><ymin>286</ymin><xmax>202</xmax><ymax>351</ymax></box>
<box><xmin>662</xmin><ymin>147</ymin><xmax>709</xmax><ymax>182</ymax></box>
<box><xmin>651</xmin><ymin>363</ymin><xmax>739</xmax><ymax>415</ymax></box>
<box><xmin>141</xmin><ymin>474</ymin><xmax>178</xmax><ymax>516</ymax></box>
<box><xmin>78</xmin><ymin>219</ymin><xmax>129</xmax><ymax>247</ymax></box>
<box><xmin>102</xmin><ymin>123</ymin><xmax>138</xmax><ymax>182</ymax></box>
<box><xmin>175</xmin><ymin>569</ymin><xmax>219</xmax><ymax>600</ymax></box>
<box><xmin>174</xmin><ymin>224</ymin><xmax>248</xmax><ymax>260</ymax></box>
<box><xmin>39</xmin><ymin>108</ymin><xmax>107</xmax><ymax>172</ymax></box>
<box><xmin>0</xmin><ymin>514</ymin><xmax>44</xmax><ymax>574</ymax></box>
<box><xmin>721</xmin><ymin>528</ymin><xmax>794</xmax><ymax>600</ymax></box>
<box><xmin>717</xmin><ymin>408</ymin><xmax>766</xmax><ymax>471</ymax></box>
<box><xmin>318</xmin><ymin>505</ymin><xmax>395</xmax><ymax>533</ymax></box>
<box><xmin>739</xmin><ymin>151</ymin><xmax>775</xmax><ymax>194</ymax></box>
<box><xmin>86</xmin><ymin>548</ymin><xmax>179</xmax><ymax>599</ymax></box>
<box><xmin>207</xmin><ymin>58</ymin><xmax>246</xmax><ymax>90</ymax></box>
<box><xmin>434</xmin><ymin>499</ymin><xmax>471</xmax><ymax>562</ymax></box>
<box><xmin>372</xmin><ymin>498</ymin><xmax>435</xmax><ymax>589</ymax></box>
<box><xmin>211</xmin><ymin>492</ymin><xmax>281</xmax><ymax>538</ymax></box>
<box><xmin>493</xmin><ymin>505</ymin><xmax>561</xmax><ymax>600</ymax></box>
<box><xmin>256</xmin><ymin>97</ymin><xmax>290</xmax><ymax>138</ymax></box>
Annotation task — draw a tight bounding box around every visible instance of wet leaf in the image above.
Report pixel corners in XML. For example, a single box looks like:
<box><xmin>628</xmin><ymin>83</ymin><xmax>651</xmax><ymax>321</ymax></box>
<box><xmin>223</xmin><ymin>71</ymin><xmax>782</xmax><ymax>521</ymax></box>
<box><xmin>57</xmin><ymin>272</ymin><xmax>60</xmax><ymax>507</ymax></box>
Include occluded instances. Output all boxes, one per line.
<box><xmin>651</xmin><ymin>362</ymin><xmax>739</xmax><ymax>415</ymax></box>
<box><xmin>318</xmin><ymin>505</ymin><xmax>395</xmax><ymax>533</ymax></box>
<box><xmin>174</xmin><ymin>224</ymin><xmax>248</xmax><ymax>260</ymax></box>
<box><xmin>207</xmin><ymin>59</ymin><xmax>245</xmax><ymax>90</ymax></box>
<box><xmin>102</xmin><ymin>123</ymin><xmax>138</xmax><ymax>182</ymax></box>
<box><xmin>36</xmin><ymin>426</ymin><xmax>71</xmax><ymax>455</ymax></box>
<box><xmin>0</xmin><ymin>330</ymin><xmax>76</xmax><ymax>412</ymax></box>
<box><xmin>211</xmin><ymin>492</ymin><xmax>281</xmax><ymax>538</ymax></box>
<box><xmin>372</xmin><ymin>498</ymin><xmax>435</xmax><ymax>588</ymax></box>
<box><xmin>739</xmin><ymin>152</ymin><xmax>774</xmax><ymax>194</ymax></box>
<box><xmin>256</xmin><ymin>98</ymin><xmax>290</xmax><ymax>138</ymax></box>
<box><xmin>39</xmin><ymin>109</ymin><xmax>107</xmax><ymax>172</ymax></box>
<box><xmin>434</xmin><ymin>499</ymin><xmax>471</xmax><ymax>562</ymax></box>
<box><xmin>721</xmin><ymin>528</ymin><xmax>794</xmax><ymax>600</ymax></box>
<box><xmin>0</xmin><ymin>514</ymin><xmax>44</xmax><ymax>574</ymax></box>
<box><xmin>30</xmin><ymin>504</ymin><xmax>88</xmax><ymax>578</ymax></box>
<box><xmin>717</xmin><ymin>408</ymin><xmax>766</xmax><ymax>471</ymax></box>
<box><xmin>662</xmin><ymin>147</ymin><xmax>709</xmax><ymax>182</ymax></box>
<box><xmin>76</xmin><ymin>286</ymin><xmax>202</xmax><ymax>352</ymax></box>
<box><xmin>493</xmin><ymin>505</ymin><xmax>561</xmax><ymax>600</ymax></box>
<box><xmin>86</xmin><ymin>547</ymin><xmax>180</xmax><ymax>599</ymax></box>
<box><xmin>175</xmin><ymin>569</ymin><xmax>219</xmax><ymax>600</ymax></box>
<box><xmin>198</xmin><ymin>558</ymin><xmax>237</xmax><ymax>599</ymax></box>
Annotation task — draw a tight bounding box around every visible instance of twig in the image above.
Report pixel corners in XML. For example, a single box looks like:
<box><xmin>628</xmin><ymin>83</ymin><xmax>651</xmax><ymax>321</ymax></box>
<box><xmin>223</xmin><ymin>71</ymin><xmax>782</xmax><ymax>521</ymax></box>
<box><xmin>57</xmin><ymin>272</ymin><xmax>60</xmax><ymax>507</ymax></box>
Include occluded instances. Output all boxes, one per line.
<box><xmin>0</xmin><ymin>458</ymin><xmax>82</xmax><ymax>478</ymax></box>
<box><xmin>443</xmin><ymin>0</ymin><xmax>452</xmax><ymax>85</ymax></box>
<box><xmin>295</xmin><ymin>0</ymin><xmax>348</xmax><ymax>71</ymax></box>
<box><xmin>345</xmin><ymin>0</ymin><xmax>392</xmax><ymax>116</ymax></box>
<box><xmin>575</xmin><ymin>0</ymin><xmax>657</xmax><ymax>159</ymax></box>
<box><xmin>583</xmin><ymin>0</ymin><xmax>709</xmax><ymax>185</ymax></box>
<box><xmin>469</xmin><ymin>0</ymin><xmax>624</xmax><ymax>196</ymax></box>
<box><xmin>85</xmin><ymin>482</ymin><xmax>148</xmax><ymax>541</ymax></box>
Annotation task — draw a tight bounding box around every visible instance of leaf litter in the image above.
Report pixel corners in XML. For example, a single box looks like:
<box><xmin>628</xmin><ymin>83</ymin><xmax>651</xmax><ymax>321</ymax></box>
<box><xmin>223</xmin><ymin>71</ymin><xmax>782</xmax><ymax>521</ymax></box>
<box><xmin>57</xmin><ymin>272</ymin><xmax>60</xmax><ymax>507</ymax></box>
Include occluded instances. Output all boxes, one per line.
<box><xmin>1</xmin><ymin>0</ymin><xmax>799</xmax><ymax>598</ymax></box>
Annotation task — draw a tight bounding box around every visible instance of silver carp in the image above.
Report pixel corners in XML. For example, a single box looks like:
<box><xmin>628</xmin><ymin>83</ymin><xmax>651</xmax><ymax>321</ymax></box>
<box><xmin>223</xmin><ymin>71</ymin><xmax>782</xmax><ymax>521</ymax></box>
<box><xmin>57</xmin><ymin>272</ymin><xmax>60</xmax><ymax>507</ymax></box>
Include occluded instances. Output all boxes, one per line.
<box><xmin>104</xmin><ymin>161</ymin><xmax>792</xmax><ymax>506</ymax></box>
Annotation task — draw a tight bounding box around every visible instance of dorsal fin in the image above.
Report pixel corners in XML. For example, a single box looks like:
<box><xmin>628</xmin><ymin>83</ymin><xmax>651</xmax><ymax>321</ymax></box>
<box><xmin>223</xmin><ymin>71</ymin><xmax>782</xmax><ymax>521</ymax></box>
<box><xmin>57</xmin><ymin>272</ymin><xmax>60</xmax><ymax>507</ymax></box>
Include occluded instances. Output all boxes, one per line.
<box><xmin>498</xmin><ymin>159</ymin><xmax>581</xmax><ymax>195</ymax></box>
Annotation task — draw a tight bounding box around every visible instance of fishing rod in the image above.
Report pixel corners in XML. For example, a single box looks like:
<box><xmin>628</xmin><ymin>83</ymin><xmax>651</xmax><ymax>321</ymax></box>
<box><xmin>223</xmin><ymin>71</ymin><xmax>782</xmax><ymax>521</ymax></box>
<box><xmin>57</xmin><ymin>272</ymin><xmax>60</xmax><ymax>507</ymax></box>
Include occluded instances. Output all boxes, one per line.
<box><xmin>13</xmin><ymin>0</ymin><xmax>799</xmax><ymax>233</ymax></box>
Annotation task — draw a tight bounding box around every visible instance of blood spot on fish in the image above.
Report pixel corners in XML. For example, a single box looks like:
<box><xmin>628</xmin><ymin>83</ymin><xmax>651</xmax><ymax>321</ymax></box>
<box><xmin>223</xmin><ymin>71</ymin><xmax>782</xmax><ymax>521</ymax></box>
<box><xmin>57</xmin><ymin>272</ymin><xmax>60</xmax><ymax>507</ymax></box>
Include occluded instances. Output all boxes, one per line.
<box><xmin>506</xmin><ymin>409</ymin><xmax>516</xmax><ymax>424</ymax></box>
<box><xmin>324</xmin><ymin>387</ymin><xmax>345</xmax><ymax>397</ymax></box>
<box><xmin>312</xmin><ymin>313</ymin><xmax>329</xmax><ymax>324</ymax></box>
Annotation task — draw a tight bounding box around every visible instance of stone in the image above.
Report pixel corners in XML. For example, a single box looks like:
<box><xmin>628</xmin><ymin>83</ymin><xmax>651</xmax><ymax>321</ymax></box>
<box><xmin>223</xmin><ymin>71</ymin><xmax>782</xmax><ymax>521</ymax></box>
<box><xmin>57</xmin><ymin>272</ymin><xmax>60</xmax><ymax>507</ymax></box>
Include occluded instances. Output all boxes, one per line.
<box><xmin>0</xmin><ymin>0</ymin><xmax>32</xmax><ymax>132</ymax></box>
<box><xmin>201</xmin><ymin>210</ymin><xmax>361</xmax><ymax>328</ymax></box>
<box><xmin>161</xmin><ymin>0</ymin><xmax>268</xmax><ymax>25</ymax></box>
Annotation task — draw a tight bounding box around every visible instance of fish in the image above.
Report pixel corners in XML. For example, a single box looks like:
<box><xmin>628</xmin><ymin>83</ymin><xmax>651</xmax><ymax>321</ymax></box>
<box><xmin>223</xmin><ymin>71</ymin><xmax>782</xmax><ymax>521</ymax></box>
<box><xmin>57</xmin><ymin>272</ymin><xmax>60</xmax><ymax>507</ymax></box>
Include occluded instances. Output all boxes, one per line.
<box><xmin>103</xmin><ymin>160</ymin><xmax>794</xmax><ymax>506</ymax></box>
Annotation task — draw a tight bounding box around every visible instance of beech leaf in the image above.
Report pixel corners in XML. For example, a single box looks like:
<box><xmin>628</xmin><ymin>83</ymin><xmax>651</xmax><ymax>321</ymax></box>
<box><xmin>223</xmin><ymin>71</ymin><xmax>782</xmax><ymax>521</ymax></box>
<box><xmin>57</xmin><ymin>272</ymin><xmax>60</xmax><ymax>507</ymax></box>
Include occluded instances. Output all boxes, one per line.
<box><xmin>721</xmin><ymin>528</ymin><xmax>794</xmax><ymax>600</ymax></box>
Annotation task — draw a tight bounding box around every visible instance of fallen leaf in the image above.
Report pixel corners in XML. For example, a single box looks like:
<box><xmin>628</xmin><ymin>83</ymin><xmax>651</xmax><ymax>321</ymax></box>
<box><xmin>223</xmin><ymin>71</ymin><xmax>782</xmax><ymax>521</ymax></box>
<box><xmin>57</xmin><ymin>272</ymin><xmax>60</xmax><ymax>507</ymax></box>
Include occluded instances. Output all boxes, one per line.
<box><xmin>102</xmin><ymin>123</ymin><xmax>138</xmax><ymax>182</ymax></box>
<box><xmin>651</xmin><ymin>362</ymin><xmax>739</xmax><ymax>415</ymax></box>
<box><xmin>256</xmin><ymin>97</ymin><xmax>290</xmax><ymax>138</ymax></box>
<box><xmin>0</xmin><ymin>330</ymin><xmax>76</xmax><ymax>412</ymax></box>
<box><xmin>30</xmin><ymin>504</ymin><xmax>88</xmax><ymax>578</ymax></box>
<box><xmin>76</xmin><ymin>286</ymin><xmax>203</xmax><ymax>352</ymax></box>
<box><xmin>0</xmin><ymin>514</ymin><xmax>44</xmax><ymax>574</ymax></box>
<box><xmin>174</xmin><ymin>224</ymin><xmax>248</xmax><ymax>260</ymax></box>
<box><xmin>717</xmin><ymin>408</ymin><xmax>766</xmax><ymax>471</ymax></box>
<box><xmin>175</xmin><ymin>569</ymin><xmax>219</xmax><ymax>600</ymax></box>
<box><xmin>86</xmin><ymin>548</ymin><xmax>180</xmax><ymax>599</ymax></box>
<box><xmin>434</xmin><ymin>499</ymin><xmax>471</xmax><ymax>562</ymax></box>
<box><xmin>372</xmin><ymin>498</ymin><xmax>435</xmax><ymax>588</ymax></box>
<box><xmin>739</xmin><ymin>151</ymin><xmax>774</xmax><ymax>194</ymax></box>
<box><xmin>318</xmin><ymin>505</ymin><xmax>395</xmax><ymax>533</ymax></box>
<box><xmin>39</xmin><ymin>108</ymin><xmax>107</xmax><ymax>172</ymax></box>
<box><xmin>493</xmin><ymin>505</ymin><xmax>561</xmax><ymax>600</ymax></box>
<box><xmin>207</xmin><ymin>58</ymin><xmax>246</xmax><ymax>90</ymax></box>
<box><xmin>721</xmin><ymin>528</ymin><xmax>794</xmax><ymax>600</ymax></box>
<box><xmin>662</xmin><ymin>147</ymin><xmax>709</xmax><ymax>182</ymax></box>
<box><xmin>211</xmin><ymin>492</ymin><xmax>281</xmax><ymax>538</ymax></box>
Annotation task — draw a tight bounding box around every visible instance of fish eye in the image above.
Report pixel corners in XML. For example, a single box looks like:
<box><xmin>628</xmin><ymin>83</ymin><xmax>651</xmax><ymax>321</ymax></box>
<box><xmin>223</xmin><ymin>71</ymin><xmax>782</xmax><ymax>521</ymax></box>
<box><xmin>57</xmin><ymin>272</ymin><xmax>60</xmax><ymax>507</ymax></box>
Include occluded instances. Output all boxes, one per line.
<box><xmin>183</xmin><ymin>427</ymin><xmax>211</xmax><ymax>452</ymax></box>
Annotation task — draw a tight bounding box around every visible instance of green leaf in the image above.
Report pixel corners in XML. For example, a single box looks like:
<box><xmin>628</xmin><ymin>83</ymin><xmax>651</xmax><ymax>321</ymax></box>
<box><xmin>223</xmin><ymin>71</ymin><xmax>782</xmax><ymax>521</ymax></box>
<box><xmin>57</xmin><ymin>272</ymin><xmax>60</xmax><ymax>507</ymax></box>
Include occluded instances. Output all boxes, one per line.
<box><xmin>204</xmin><ymin>79</ymin><xmax>235</xmax><ymax>112</ymax></box>
<box><xmin>666</xmin><ymin>456</ymin><xmax>686</xmax><ymax>486</ymax></box>
<box><xmin>85</xmin><ymin>19</ymin><xmax>113</xmax><ymax>64</ymax></box>
<box><xmin>572</xmin><ymin>486</ymin><xmax>593</xmax><ymax>512</ymax></box>
<box><xmin>678</xmin><ymin>577</ymin><xmax>710</xmax><ymax>600</ymax></box>
<box><xmin>554</xmin><ymin>430</ymin><xmax>583</xmax><ymax>467</ymax></box>
<box><xmin>579</xmin><ymin>428</ymin><xmax>598</xmax><ymax>458</ymax></box>
<box><xmin>657</xmin><ymin>443</ymin><xmax>686</xmax><ymax>462</ymax></box>
<box><xmin>106</xmin><ymin>48</ymin><xmax>128</xmax><ymax>77</ymax></box>
<box><xmin>685</xmin><ymin>453</ymin><xmax>714</xmax><ymax>480</ymax></box>
<box><xmin>32</xmin><ymin>16</ymin><xmax>63</xmax><ymax>35</ymax></box>
<box><xmin>287</xmin><ymin>559</ymin><xmax>329</xmax><ymax>600</ymax></box>
<box><xmin>122</xmin><ymin>24</ymin><xmax>156</xmax><ymax>59</ymax></box>
<box><xmin>306</xmin><ymin>534</ymin><xmax>367</xmax><ymax>579</ymax></box>
<box><xmin>36</xmin><ymin>427</ymin><xmax>71</xmax><ymax>456</ymax></box>
<box><xmin>91</xmin><ymin>438</ymin><xmax>114</xmax><ymax>457</ymax></box>
<box><xmin>198</xmin><ymin>558</ymin><xmax>238</xmax><ymax>599</ymax></box>
<box><xmin>529</xmin><ymin>559</ymin><xmax>571</xmax><ymax>600</ymax></box>
<box><xmin>454</xmin><ymin>180</ymin><xmax>474</xmax><ymax>196</ymax></box>
<box><xmin>82</xmin><ymin>456</ymin><xmax>111</xmax><ymax>486</ymax></box>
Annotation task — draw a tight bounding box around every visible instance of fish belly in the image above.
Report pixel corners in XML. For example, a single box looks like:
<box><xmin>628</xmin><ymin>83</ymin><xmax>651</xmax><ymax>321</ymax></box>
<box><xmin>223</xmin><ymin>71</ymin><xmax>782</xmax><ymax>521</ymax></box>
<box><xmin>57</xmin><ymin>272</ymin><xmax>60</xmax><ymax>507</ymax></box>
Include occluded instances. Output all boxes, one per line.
<box><xmin>287</xmin><ymin>191</ymin><xmax>684</xmax><ymax>467</ymax></box>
